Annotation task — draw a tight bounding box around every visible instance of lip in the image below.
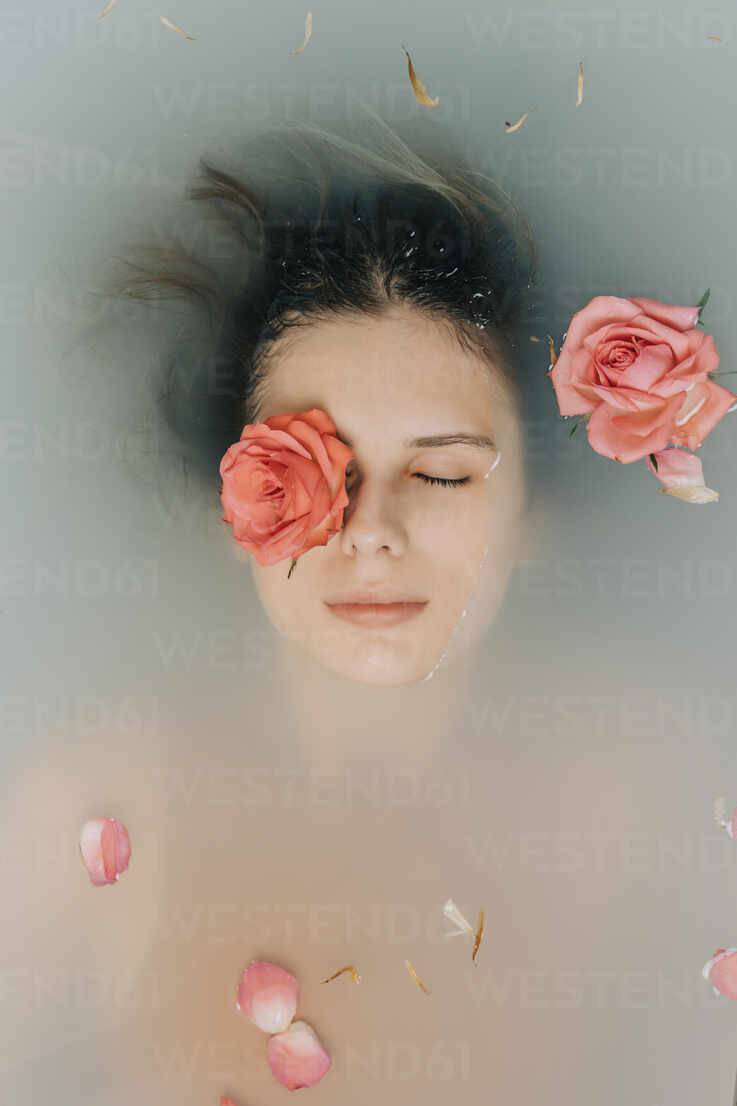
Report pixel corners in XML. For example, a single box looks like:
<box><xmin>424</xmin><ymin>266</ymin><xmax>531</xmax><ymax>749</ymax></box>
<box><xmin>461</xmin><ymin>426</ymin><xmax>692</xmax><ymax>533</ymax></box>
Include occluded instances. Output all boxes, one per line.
<box><xmin>324</xmin><ymin>588</ymin><xmax>429</xmax><ymax>605</ymax></box>
<box><xmin>324</xmin><ymin>601</ymin><xmax>428</xmax><ymax>627</ymax></box>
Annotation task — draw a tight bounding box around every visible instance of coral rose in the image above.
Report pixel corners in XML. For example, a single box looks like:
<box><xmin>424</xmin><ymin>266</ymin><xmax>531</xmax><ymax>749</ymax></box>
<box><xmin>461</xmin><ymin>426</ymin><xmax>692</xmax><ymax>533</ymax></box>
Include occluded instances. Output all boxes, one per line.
<box><xmin>548</xmin><ymin>296</ymin><xmax>736</xmax><ymax>463</ymax></box>
<box><xmin>219</xmin><ymin>408</ymin><xmax>355</xmax><ymax>568</ymax></box>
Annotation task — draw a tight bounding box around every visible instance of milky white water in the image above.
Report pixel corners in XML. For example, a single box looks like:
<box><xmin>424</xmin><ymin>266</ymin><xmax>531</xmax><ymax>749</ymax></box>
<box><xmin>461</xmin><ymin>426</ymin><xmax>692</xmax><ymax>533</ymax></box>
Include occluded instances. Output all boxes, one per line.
<box><xmin>2</xmin><ymin>2</ymin><xmax>737</xmax><ymax>1103</ymax></box>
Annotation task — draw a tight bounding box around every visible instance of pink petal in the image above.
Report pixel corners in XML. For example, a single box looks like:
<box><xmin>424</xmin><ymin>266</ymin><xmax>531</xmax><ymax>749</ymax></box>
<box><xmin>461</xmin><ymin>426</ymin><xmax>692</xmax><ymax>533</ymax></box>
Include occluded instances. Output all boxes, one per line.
<box><xmin>236</xmin><ymin>961</ymin><xmax>298</xmax><ymax>1034</ymax></box>
<box><xmin>703</xmin><ymin>948</ymin><xmax>737</xmax><ymax>998</ymax></box>
<box><xmin>261</xmin><ymin>407</ymin><xmax>339</xmax><ymax>439</ymax></box>
<box><xmin>627</xmin><ymin>296</ymin><xmax>700</xmax><ymax>331</ymax></box>
<box><xmin>562</xmin><ymin>295</ymin><xmax>643</xmax><ymax>354</ymax></box>
<box><xmin>646</xmin><ymin>447</ymin><xmax>705</xmax><ymax>488</ymax></box>
<box><xmin>645</xmin><ymin>448</ymin><xmax>720</xmax><ymax>502</ymax></box>
<box><xmin>575</xmin><ymin>380</ymin><xmax>676</xmax><ymax>413</ymax></box>
<box><xmin>649</xmin><ymin>342</ymin><xmax>718</xmax><ymax>399</ymax></box>
<box><xmin>220</xmin><ymin>1098</ymin><xmax>239</xmax><ymax>1106</ymax></box>
<box><xmin>617</xmin><ymin>343</ymin><xmax>674</xmax><ymax>392</ymax></box>
<box><xmin>586</xmin><ymin>391</ymin><xmax>685</xmax><ymax>463</ymax></box>
<box><xmin>669</xmin><ymin>378</ymin><xmax>737</xmax><ymax>451</ymax></box>
<box><xmin>79</xmin><ymin>818</ymin><xmax>131</xmax><ymax>886</ymax></box>
<box><xmin>267</xmin><ymin>1019</ymin><xmax>332</xmax><ymax>1091</ymax></box>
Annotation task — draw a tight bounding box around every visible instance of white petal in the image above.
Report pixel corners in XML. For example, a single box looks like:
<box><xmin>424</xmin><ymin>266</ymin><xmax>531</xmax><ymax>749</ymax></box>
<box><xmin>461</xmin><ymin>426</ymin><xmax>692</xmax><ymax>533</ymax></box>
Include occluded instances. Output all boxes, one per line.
<box><xmin>662</xmin><ymin>484</ymin><xmax>719</xmax><ymax>503</ymax></box>
<box><xmin>442</xmin><ymin>898</ymin><xmax>474</xmax><ymax>934</ymax></box>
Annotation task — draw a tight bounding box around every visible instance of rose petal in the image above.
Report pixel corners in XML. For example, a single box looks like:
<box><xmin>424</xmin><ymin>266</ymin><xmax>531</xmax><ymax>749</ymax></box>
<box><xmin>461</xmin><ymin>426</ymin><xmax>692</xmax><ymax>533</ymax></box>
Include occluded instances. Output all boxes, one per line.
<box><xmin>261</xmin><ymin>407</ymin><xmax>339</xmax><ymax>439</ymax></box>
<box><xmin>575</xmin><ymin>379</ymin><xmax>676</xmax><ymax>413</ymax></box>
<box><xmin>660</xmin><ymin>484</ymin><xmax>720</xmax><ymax>503</ymax></box>
<box><xmin>79</xmin><ymin>818</ymin><xmax>131</xmax><ymax>886</ymax></box>
<box><xmin>650</xmin><ymin>341</ymin><xmax>718</xmax><ymax>398</ymax></box>
<box><xmin>442</xmin><ymin>898</ymin><xmax>474</xmax><ymax>935</ymax></box>
<box><xmin>627</xmin><ymin>297</ymin><xmax>700</xmax><ymax>331</ymax></box>
<box><xmin>646</xmin><ymin>448</ymin><xmax>720</xmax><ymax>501</ymax></box>
<box><xmin>586</xmin><ymin>391</ymin><xmax>686</xmax><ymax>463</ymax></box>
<box><xmin>703</xmin><ymin>948</ymin><xmax>737</xmax><ymax>998</ymax></box>
<box><xmin>670</xmin><ymin>378</ymin><xmax>737</xmax><ymax>451</ymax></box>
<box><xmin>646</xmin><ymin>447</ymin><xmax>706</xmax><ymax>487</ymax></box>
<box><xmin>561</xmin><ymin>296</ymin><xmax>643</xmax><ymax>356</ymax></box>
<box><xmin>288</xmin><ymin>10</ymin><xmax>312</xmax><ymax>54</ymax></box>
<box><xmin>267</xmin><ymin>1019</ymin><xmax>332</xmax><ymax>1090</ymax></box>
<box><xmin>236</xmin><ymin>961</ymin><xmax>298</xmax><ymax>1034</ymax></box>
<box><xmin>617</xmin><ymin>344</ymin><xmax>674</xmax><ymax>393</ymax></box>
<box><xmin>401</xmin><ymin>46</ymin><xmax>439</xmax><ymax>107</ymax></box>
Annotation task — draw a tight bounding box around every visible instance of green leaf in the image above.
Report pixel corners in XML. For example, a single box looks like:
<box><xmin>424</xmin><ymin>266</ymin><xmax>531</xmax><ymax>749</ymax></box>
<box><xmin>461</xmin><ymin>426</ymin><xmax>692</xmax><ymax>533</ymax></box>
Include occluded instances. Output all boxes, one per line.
<box><xmin>649</xmin><ymin>452</ymin><xmax>658</xmax><ymax>472</ymax></box>
<box><xmin>568</xmin><ymin>416</ymin><xmax>584</xmax><ymax>437</ymax></box>
<box><xmin>287</xmin><ymin>558</ymin><xmax>297</xmax><ymax>579</ymax></box>
<box><xmin>696</xmin><ymin>287</ymin><xmax>711</xmax><ymax>326</ymax></box>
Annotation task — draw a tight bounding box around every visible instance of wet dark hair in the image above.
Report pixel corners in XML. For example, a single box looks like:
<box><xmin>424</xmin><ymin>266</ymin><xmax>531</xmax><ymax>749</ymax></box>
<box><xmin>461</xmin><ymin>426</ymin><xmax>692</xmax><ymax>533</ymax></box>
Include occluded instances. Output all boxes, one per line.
<box><xmin>96</xmin><ymin>107</ymin><xmax>537</xmax><ymax>480</ymax></box>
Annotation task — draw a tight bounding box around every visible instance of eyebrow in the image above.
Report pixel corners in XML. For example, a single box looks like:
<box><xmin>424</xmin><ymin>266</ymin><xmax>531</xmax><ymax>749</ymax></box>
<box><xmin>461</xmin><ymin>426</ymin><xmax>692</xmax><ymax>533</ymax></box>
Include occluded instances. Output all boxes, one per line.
<box><xmin>404</xmin><ymin>433</ymin><xmax>497</xmax><ymax>451</ymax></box>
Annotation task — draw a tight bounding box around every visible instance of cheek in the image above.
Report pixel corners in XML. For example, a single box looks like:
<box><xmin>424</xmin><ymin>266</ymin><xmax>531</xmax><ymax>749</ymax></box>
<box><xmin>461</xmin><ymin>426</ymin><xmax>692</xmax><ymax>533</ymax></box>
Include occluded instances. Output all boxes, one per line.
<box><xmin>250</xmin><ymin>562</ymin><xmax>312</xmax><ymax>633</ymax></box>
<box><xmin>411</xmin><ymin>487</ymin><xmax>491</xmax><ymax>564</ymax></box>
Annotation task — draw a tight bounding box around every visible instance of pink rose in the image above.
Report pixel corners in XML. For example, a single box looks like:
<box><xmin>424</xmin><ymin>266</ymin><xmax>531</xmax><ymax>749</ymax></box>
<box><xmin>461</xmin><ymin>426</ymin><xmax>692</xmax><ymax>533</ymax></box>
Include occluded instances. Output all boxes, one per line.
<box><xmin>549</xmin><ymin>295</ymin><xmax>736</xmax><ymax>463</ymax></box>
<box><xmin>219</xmin><ymin>408</ymin><xmax>355</xmax><ymax>568</ymax></box>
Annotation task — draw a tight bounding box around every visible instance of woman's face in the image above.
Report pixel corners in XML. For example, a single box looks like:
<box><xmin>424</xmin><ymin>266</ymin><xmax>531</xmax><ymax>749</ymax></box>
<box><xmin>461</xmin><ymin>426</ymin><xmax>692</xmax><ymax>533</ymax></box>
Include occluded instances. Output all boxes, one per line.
<box><xmin>245</xmin><ymin>304</ymin><xmax>527</xmax><ymax>686</ymax></box>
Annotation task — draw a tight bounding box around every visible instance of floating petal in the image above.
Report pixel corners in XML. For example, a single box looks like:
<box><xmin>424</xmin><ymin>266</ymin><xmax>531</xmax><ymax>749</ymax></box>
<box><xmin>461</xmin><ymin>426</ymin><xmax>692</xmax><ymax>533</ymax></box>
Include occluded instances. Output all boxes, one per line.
<box><xmin>646</xmin><ymin>448</ymin><xmax>719</xmax><ymax>501</ymax></box>
<box><xmin>401</xmin><ymin>46</ymin><xmax>439</xmax><ymax>106</ymax></box>
<box><xmin>472</xmin><ymin>909</ymin><xmax>485</xmax><ymax>961</ymax></box>
<box><xmin>505</xmin><ymin>109</ymin><xmax>534</xmax><ymax>133</ymax></box>
<box><xmin>289</xmin><ymin>12</ymin><xmax>312</xmax><ymax>54</ymax></box>
<box><xmin>442</xmin><ymin>898</ymin><xmax>474</xmax><ymax>935</ymax></box>
<box><xmin>703</xmin><ymin>948</ymin><xmax>737</xmax><ymax>998</ymax></box>
<box><xmin>660</xmin><ymin>483</ymin><xmax>719</xmax><ymax>503</ymax></box>
<box><xmin>404</xmin><ymin>959</ymin><xmax>431</xmax><ymax>994</ymax></box>
<box><xmin>79</xmin><ymin>817</ymin><xmax>131</xmax><ymax>886</ymax></box>
<box><xmin>267</xmin><ymin>1019</ymin><xmax>332</xmax><ymax>1090</ymax></box>
<box><xmin>160</xmin><ymin>15</ymin><xmax>196</xmax><ymax>39</ymax></box>
<box><xmin>321</xmin><ymin>964</ymin><xmax>361</xmax><ymax>984</ymax></box>
<box><xmin>237</xmin><ymin>961</ymin><xmax>298</xmax><ymax>1034</ymax></box>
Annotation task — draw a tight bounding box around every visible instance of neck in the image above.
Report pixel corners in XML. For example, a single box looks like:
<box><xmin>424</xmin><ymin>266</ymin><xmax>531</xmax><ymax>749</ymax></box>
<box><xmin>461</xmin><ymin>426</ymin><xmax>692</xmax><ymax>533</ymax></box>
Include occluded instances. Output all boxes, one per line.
<box><xmin>274</xmin><ymin>634</ymin><xmax>475</xmax><ymax>769</ymax></box>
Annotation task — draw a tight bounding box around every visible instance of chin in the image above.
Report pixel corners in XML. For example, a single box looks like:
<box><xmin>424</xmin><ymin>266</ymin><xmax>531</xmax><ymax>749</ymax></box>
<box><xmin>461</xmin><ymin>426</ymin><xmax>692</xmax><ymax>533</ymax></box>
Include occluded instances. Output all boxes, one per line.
<box><xmin>315</xmin><ymin>641</ymin><xmax>438</xmax><ymax>687</ymax></box>
<box><xmin>328</xmin><ymin>664</ymin><xmax>427</xmax><ymax>687</ymax></box>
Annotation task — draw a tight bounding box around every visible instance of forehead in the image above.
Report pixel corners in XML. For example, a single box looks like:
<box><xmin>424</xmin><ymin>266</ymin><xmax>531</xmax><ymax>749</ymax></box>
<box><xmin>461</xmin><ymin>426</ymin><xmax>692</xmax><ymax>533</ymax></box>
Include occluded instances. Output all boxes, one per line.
<box><xmin>259</xmin><ymin>307</ymin><xmax>500</xmax><ymax>435</ymax></box>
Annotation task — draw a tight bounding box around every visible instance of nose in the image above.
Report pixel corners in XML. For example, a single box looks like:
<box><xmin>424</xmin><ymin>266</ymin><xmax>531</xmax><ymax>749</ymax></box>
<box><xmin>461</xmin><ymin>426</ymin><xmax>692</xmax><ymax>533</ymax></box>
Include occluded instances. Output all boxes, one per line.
<box><xmin>338</xmin><ymin>471</ymin><xmax>408</xmax><ymax>558</ymax></box>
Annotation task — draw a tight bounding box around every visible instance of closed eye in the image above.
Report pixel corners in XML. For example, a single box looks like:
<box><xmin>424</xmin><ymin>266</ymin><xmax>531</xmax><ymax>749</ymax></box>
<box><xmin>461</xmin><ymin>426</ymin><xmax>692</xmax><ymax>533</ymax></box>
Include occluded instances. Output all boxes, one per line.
<box><xmin>414</xmin><ymin>474</ymin><xmax>470</xmax><ymax>488</ymax></box>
